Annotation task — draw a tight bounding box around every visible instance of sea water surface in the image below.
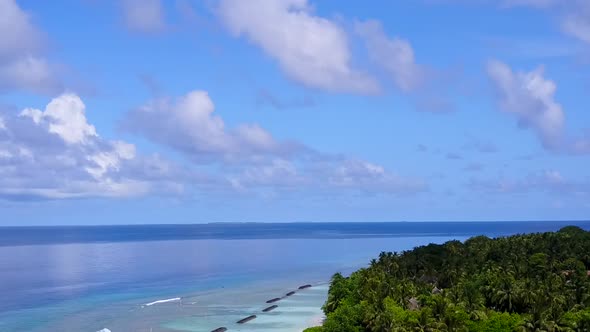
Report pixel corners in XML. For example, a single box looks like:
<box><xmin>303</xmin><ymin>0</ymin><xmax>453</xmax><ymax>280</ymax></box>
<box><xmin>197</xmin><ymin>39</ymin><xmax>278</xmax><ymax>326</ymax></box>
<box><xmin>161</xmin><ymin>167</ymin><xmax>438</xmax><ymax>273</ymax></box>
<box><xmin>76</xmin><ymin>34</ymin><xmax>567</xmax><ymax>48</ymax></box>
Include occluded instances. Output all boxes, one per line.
<box><xmin>1</xmin><ymin>221</ymin><xmax>589</xmax><ymax>332</ymax></box>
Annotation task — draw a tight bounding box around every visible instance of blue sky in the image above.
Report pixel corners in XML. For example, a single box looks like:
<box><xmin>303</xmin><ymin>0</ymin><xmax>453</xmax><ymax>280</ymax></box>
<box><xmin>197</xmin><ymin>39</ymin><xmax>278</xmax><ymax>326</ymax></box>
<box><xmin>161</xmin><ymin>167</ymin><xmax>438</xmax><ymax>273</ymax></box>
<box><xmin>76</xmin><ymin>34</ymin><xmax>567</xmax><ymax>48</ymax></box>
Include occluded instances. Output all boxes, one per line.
<box><xmin>0</xmin><ymin>0</ymin><xmax>589</xmax><ymax>225</ymax></box>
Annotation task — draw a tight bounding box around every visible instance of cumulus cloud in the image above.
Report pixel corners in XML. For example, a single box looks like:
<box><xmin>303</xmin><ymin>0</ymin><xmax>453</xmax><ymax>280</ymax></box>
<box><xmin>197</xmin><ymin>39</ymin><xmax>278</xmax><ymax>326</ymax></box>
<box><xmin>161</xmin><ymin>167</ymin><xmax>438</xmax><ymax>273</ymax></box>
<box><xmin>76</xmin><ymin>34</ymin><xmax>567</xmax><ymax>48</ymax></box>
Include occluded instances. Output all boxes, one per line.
<box><xmin>0</xmin><ymin>93</ymin><xmax>190</xmax><ymax>200</ymax></box>
<box><xmin>0</xmin><ymin>89</ymin><xmax>429</xmax><ymax>201</ymax></box>
<box><xmin>487</xmin><ymin>60</ymin><xmax>565</xmax><ymax>150</ymax></box>
<box><xmin>121</xmin><ymin>0</ymin><xmax>167</xmax><ymax>33</ymax></box>
<box><xmin>124</xmin><ymin>89</ymin><xmax>426</xmax><ymax>195</ymax></box>
<box><xmin>488</xmin><ymin>60</ymin><xmax>590</xmax><ymax>154</ymax></box>
<box><xmin>355</xmin><ymin>20</ymin><xmax>424</xmax><ymax>92</ymax></box>
<box><xmin>124</xmin><ymin>90</ymin><xmax>304</xmax><ymax>161</ymax></box>
<box><xmin>0</xmin><ymin>0</ymin><xmax>61</xmax><ymax>93</ymax></box>
<box><xmin>20</xmin><ymin>93</ymin><xmax>97</xmax><ymax>145</ymax></box>
<box><xmin>217</xmin><ymin>0</ymin><xmax>379</xmax><ymax>94</ymax></box>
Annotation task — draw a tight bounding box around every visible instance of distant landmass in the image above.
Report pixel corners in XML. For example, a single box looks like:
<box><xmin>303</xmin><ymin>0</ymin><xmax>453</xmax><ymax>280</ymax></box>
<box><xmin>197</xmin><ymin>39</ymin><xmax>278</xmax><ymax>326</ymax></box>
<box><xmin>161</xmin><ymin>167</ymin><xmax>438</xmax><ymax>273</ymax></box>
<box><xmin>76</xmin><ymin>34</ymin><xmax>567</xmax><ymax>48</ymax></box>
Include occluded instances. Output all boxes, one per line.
<box><xmin>2</xmin><ymin>221</ymin><xmax>589</xmax><ymax>246</ymax></box>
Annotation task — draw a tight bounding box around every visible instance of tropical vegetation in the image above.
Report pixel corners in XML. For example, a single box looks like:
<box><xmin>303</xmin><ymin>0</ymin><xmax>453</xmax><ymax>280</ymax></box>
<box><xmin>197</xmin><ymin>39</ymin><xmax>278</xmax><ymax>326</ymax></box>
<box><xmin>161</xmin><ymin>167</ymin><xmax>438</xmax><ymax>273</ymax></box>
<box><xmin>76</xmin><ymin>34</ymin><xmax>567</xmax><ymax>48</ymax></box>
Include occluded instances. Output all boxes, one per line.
<box><xmin>304</xmin><ymin>226</ymin><xmax>590</xmax><ymax>331</ymax></box>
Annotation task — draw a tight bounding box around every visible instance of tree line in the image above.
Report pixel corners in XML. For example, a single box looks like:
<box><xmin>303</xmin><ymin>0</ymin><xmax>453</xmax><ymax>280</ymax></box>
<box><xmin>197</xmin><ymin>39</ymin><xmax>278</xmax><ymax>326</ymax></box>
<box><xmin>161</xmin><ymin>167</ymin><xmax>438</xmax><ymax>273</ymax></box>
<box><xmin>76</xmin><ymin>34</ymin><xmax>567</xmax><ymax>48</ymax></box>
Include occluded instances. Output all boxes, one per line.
<box><xmin>304</xmin><ymin>226</ymin><xmax>590</xmax><ymax>331</ymax></box>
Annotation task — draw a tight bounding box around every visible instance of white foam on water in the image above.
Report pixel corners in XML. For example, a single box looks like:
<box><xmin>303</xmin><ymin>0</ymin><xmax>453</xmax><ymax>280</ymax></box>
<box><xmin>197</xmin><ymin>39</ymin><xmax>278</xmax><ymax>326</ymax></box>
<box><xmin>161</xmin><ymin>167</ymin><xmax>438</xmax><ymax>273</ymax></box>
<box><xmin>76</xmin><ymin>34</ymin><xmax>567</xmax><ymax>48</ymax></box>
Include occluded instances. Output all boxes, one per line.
<box><xmin>160</xmin><ymin>284</ymin><xmax>329</xmax><ymax>332</ymax></box>
<box><xmin>143</xmin><ymin>297</ymin><xmax>181</xmax><ymax>307</ymax></box>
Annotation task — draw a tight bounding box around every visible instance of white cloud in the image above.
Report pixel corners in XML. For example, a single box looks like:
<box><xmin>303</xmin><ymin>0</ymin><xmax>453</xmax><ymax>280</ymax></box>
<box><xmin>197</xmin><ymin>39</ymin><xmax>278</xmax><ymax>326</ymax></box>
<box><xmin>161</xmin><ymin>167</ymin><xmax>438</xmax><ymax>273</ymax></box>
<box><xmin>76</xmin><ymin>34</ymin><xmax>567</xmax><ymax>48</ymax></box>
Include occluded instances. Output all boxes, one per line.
<box><xmin>0</xmin><ymin>93</ymin><xmax>188</xmax><ymax>200</ymax></box>
<box><xmin>0</xmin><ymin>0</ymin><xmax>42</xmax><ymax>58</ymax></box>
<box><xmin>487</xmin><ymin>61</ymin><xmax>590</xmax><ymax>154</ymax></box>
<box><xmin>218</xmin><ymin>0</ymin><xmax>379</xmax><ymax>94</ymax></box>
<box><xmin>124</xmin><ymin>90</ymin><xmax>296</xmax><ymax>160</ymax></box>
<box><xmin>487</xmin><ymin>60</ymin><xmax>565</xmax><ymax>150</ymax></box>
<box><xmin>86</xmin><ymin>141</ymin><xmax>136</xmax><ymax>179</ymax></box>
<box><xmin>0</xmin><ymin>0</ymin><xmax>61</xmax><ymax>93</ymax></box>
<box><xmin>0</xmin><ymin>55</ymin><xmax>60</xmax><ymax>94</ymax></box>
<box><xmin>355</xmin><ymin>20</ymin><xmax>424</xmax><ymax>92</ymax></box>
<box><xmin>125</xmin><ymin>89</ymin><xmax>426</xmax><ymax>196</ymax></box>
<box><xmin>20</xmin><ymin>93</ymin><xmax>97</xmax><ymax>145</ymax></box>
<box><xmin>122</xmin><ymin>0</ymin><xmax>167</xmax><ymax>33</ymax></box>
<box><xmin>1</xmin><ymin>89</ymin><xmax>427</xmax><ymax>200</ymax></box>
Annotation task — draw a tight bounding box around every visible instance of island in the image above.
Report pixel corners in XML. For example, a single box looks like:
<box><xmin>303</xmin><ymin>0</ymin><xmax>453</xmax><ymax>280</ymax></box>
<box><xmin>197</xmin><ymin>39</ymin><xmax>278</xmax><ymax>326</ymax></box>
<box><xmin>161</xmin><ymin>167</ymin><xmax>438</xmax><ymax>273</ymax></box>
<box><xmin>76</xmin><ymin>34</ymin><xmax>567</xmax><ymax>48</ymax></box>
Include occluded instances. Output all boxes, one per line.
<box><xmin>305</xmin><ymin>226</ymin><xmax>590</xmax><ymax>331</ymax></box>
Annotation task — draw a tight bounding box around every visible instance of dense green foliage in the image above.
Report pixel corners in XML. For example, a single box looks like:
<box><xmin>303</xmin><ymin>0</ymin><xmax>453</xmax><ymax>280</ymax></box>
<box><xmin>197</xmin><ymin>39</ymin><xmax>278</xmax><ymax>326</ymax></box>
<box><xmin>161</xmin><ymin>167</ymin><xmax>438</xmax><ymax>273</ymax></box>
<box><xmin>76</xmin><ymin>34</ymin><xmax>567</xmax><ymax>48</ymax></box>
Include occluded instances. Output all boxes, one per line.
<box><xmin>305</xmin><ymin>226</ymin><xmax>590</xmax><ymax>331</ymax></box>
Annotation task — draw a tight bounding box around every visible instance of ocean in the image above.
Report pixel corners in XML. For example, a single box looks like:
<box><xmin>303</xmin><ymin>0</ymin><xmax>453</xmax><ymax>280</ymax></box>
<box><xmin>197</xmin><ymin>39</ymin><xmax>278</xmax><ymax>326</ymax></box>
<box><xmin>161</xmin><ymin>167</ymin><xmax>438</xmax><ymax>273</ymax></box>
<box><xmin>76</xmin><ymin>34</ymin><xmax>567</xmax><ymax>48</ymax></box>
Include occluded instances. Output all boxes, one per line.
<box><xmin>0</xmin><ymin>221</ymin><xmax>588</xmax><ymax>332</ymax></box>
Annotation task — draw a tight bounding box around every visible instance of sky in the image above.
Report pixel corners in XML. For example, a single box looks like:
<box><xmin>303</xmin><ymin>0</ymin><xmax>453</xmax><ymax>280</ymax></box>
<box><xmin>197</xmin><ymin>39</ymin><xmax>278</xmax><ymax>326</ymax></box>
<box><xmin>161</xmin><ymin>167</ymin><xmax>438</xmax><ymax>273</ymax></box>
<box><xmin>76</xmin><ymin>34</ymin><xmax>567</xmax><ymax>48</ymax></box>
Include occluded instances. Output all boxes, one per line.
<box><xmin>0</xmin><ymin>0</ymin><xmax>589</xmax><ymax>225</ymax></box>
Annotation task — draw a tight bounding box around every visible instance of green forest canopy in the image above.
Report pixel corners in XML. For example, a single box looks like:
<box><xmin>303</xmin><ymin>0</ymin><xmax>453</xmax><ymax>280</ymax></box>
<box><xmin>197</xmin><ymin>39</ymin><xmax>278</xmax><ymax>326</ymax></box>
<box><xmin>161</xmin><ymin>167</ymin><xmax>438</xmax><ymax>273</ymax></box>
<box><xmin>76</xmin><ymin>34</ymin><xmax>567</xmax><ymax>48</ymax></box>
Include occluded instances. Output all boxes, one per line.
<box><xmin>305</xmin><ymin>226</ymin><xmax>590</xmax><ymax>331</ymax></box>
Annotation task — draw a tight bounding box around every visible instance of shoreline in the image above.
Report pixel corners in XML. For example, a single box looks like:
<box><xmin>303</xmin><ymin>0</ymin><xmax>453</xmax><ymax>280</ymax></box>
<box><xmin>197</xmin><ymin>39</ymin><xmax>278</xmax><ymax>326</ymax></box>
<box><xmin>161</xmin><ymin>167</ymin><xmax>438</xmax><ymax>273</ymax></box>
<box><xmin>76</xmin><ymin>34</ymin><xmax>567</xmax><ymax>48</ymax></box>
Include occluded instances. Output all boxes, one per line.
<box><xmin>1</xmin><ymin>235</ymin><xmax>476</xmax><ymax>331</ymax></box>
<box><xmin>28</xmin><ymin>277</ymin><xmax>331</xmax><ymax>332</ymax></box>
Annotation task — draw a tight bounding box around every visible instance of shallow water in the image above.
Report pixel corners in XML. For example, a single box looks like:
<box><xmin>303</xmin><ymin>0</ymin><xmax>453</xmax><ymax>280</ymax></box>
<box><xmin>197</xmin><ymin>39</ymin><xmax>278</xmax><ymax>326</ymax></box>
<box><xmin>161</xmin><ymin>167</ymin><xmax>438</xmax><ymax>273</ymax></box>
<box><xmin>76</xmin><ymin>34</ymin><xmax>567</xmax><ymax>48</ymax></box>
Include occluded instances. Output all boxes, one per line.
<box><xmin>1</xmin><ymin>221</ymin><xmax>588</xmax><ymax>331</ymax></box>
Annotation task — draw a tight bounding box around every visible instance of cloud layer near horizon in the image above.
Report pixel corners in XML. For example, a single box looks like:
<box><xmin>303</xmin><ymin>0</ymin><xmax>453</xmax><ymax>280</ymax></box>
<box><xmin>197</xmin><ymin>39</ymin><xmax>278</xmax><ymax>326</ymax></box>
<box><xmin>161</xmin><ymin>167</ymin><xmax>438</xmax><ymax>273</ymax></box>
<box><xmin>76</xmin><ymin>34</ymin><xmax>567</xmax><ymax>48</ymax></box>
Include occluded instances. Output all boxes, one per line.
<box><xmin>0</xmin><ymin>0</ymin><xmax>588</xmax><ymax>220</ymax></box>
<box><xmin>124</xmin><ymin>89</ymin><xmax>427</xmax><ymax>196</ymax></box>
<box><xmin>0</xmin><ymin>91</ymin><xmax>426</xmax><ymax>200</ymax></box>
<box><xmin>0</xmin><ymin>94</ymin><xmax>193</xmax><ymax>200</ymax></box>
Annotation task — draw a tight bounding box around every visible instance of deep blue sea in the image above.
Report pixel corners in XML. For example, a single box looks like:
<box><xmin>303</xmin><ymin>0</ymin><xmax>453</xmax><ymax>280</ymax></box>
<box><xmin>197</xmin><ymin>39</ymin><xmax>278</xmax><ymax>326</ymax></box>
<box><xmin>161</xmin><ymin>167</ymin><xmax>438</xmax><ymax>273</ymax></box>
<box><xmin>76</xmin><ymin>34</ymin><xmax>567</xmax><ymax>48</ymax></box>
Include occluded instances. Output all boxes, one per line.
<box><xmin>0</xmin><ymin>221</ymin><xmax>588</xmax><ymax>332</ymax></box>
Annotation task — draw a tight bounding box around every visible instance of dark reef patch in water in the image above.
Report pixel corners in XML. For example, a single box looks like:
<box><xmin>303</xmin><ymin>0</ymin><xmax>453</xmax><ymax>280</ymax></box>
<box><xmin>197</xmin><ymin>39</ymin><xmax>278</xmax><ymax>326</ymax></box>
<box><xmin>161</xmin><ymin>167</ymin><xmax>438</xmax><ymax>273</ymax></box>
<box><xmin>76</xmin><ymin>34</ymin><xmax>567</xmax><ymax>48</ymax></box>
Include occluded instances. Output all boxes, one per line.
<box><xmin>262</xmin><ymin>305</ymin><xmax>278</xmax><ymax>312</ymax></box>
<box><xmin>237</xmin><ymin>315</ymin><xmax>257</xmax><ymax>324</ymax></box>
